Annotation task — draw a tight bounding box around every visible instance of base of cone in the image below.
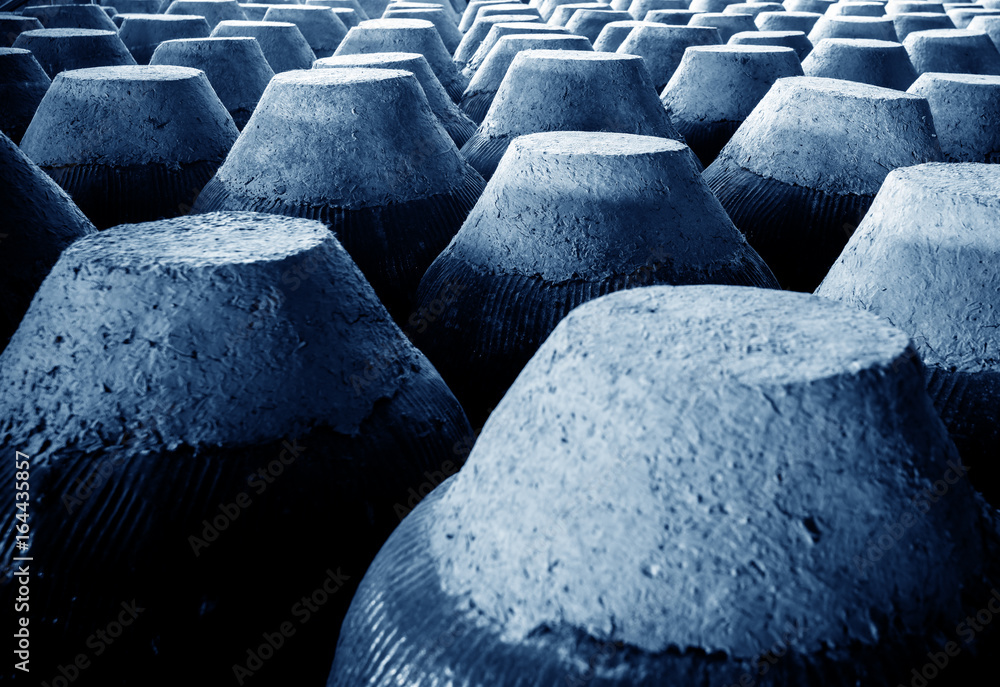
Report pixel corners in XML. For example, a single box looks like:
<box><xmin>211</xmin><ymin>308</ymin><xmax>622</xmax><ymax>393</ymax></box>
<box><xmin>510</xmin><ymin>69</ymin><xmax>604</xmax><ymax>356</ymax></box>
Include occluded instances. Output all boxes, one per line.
<box><xmin>44</xmin><ymin>158</ymin><xmax>221</xmax><ymax>229</ymax></box>
<box><xmin>459</xmin><ymin>89</ymin><xmax>494</xmax><ymax>124</ymax></box>
<box><xmin>329</xmin><ymin>477</ymin><xmax>1000</xmax><ymax>687</ymax></box>
<box><xmin>193</xmin><ymin>169</ymin><xmax>486</xmax><ymax>321</ymax></box>
<box><xmin>704</xmin><ymin>155</ymin><xmax>874</xmax><ymax>292</ymax></box>
<box><xmin>926</xmin><ymin>366</ymin><xmax>1000</xmax><ymax>506</ymax></box>
<box><xmin>459</xmin><ymin>132</ymin><xmax>514</xmax><ymax>180</ymax></box>
<box><xmin>409</xmin><ymin>245</ymin><xmax>777</xmax><ymax>427</ymax></box>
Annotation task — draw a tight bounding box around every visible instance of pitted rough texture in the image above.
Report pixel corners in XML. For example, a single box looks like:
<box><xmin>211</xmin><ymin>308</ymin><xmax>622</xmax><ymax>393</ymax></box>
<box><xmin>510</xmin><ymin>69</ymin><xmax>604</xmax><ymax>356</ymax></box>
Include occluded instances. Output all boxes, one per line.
<box><xmin>23</xmin><ymin>5</ymin><xmax>119</xmax><ymax>31</ymax></box>
<box><xmin>688</xmin><ymin>12</ymin><xmax>756</xmax><ymax>42</ymax></box>
<box><xmin>453</xmin><ymin>14</ymin><xmax>542</xmax><ymax>66</ymax></box>
<box><xmin>462</xmin><ymin>22</ymin><xmax>571</xmax><ymax>77</ymax></box>
<box><xmin>0</xmin><ymin>14</ymin><xmax>44</xmax><ymax>47</ymax></box>
<box><xmin>755</xmin><ymin>10</ymin><xmax>823</xmax><ymax>32</ymax></box>
<box><xmin>662</xmin><ymin>45</ymin><xmax>803</xmax><ymax>124</ymax></box>
<box><xmin>149</xmin><ymin>37</ymin><xmax>274</xmax><ymax>127</ymax></box>
<box><xmin>801</xmin><ymin>38</ymin><xmax>918</xmax><ymax>90</ymax></box>
<box><xmin>730</xmin><ymin>30</ymin><xmax>814</xmax><ymax>60</ymax></box>
<box><xmin>565</xmin><ymin>9</ymin><xmax>631</xmax><ymax>42</ymax></box>
<box><xmin>20</xmin><ymin>65</ymin><xmax>237</xmax><ymax>167</ymax></box>
<box><xmin>817</xmin><ymin>163</ymin><xmax>1000</xmax><ymax>374</ymax></box>
<box><xmin>903</xmin><ymin>28</ymin><xmax>1000</xmax><ymax>75</ymax></box>
<box><xmin>0</xmin><ymin>212</ymin><xmax>433</xmax><ymax>452</ymax></box>
<box><xmin>714</xmin><ymin>76</ymin><xmax>941</xmax><ymax>195</ymax></box>
<box><xmin>430</xmin><ymin>285</ymin><xmax>984</xmax><ymax>658</ymax></box>
<box><xmin>11</xmin><ymin>28</ymin><xmax>137</xmax><ymax>77</ymax></box>
<box><xmin>118</xmin><ymin>15</ymin><xmax>212</xmax><ymax>64</ymax></box>
<box><xmin>314</xmin><ymin>51</ymin><xmax>475</xmax><ymax>146</ymax></box>
<box><xmin>808</xmin><ymin>15</ymin><xmax>899</xmax><ymax>41</ymax></box>
<box><xmin>211</xmin><ymin>20</ymin><xmax>317</xmax><ymax>73</ymax></box>
<box><xmin>164</xmin><ymin>0</ymin><xmax>248</xmax><ymax>28</ymax></box>
<box><xmin>334</xmin><ymin>18</ymin><xmax>468</xmax><ymax>100</ymax></box>
<box><xmin>616</xmin><ymin>23</ymin><xmax>723</xmax><ymax>88</ymax></box>
<box><xmin>476</xmin><ymin>51</ymin><xmax>680</xmax><ymax>138</ymax></box>
<box><xmin>207</xmin><ymin>68</ymin><xmax>469</xmax><ymax>207</ymax></box>
<box><xmin>443</xmin><ymin>132</ymin><xmax>770</xmax><ymax>282</ymax></box>
<box><xmin>0</xmin><ymin>132</ymin><xmax>95</xmax><ymax>351</ymax></box>
<box><xmin>263</xmin><ymin>6</ymin><xmax>347</xmax><ymax>57</ymax></box>
<box><xmin>463</xmin><ymin>34</ymin><xmax>593</xmax><ymax>100</ymax></box>
<box><xmin>907</xmin><ymin>72</ymin><xmax>1000</xmax><ymax>161</ymax></box>
<box><xmin>892</xmin><ymin>12</ymin><xmax>956</xmax><ymax>42</ymax></box>
<box><xmin>593</xmin><ymin>19</ymin><xmax>658</xmax><ymax>51</ymax></box>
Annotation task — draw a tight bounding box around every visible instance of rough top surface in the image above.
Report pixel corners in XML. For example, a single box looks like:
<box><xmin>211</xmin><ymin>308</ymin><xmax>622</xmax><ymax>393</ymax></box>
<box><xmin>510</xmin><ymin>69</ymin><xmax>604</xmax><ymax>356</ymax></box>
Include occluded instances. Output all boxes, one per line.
<box><xmin>444</xmin><ymin>132</ymin><xmax>762</xmax><ymax>281</ymax></box>
<box><xmin>428</xmin><ymin>284</ymin><xmax>985</xmax><ymax>658</ymax></box>
<box><xmin>818</xmin><ymin>162</ymin><xmax>1000</xmax><ymax>371</ymax></box>
<box><xmin>357</xmin><ymin>17</ymin><xmax>434</xmax><ymax>28</ymax></box>
<box><xmin>55</xmin><ymin>63</ymin><xmax>204</xmax><ymax>81</ymax></box>
<box><xmin>912</xmin><ymin>70</ymin><xmax>1000</xmax><ymax>85</ymax></box>
<box><xmin>682</xmin><ymin>43</ymin><xmax>796</xmax><ymax>53</ymax></box>
<box><xmin>0</xmin><ymin>211</ymin><xmax>434</xmax><ymax>451</ymax></box>
<box><xmin>817</xmin><ymin>37</ymin><xmax>906</xmax><ymax>48</ymax></box>
<box><xmin>212</xmin><ymin>67</ymin><xmax>470</xmax><ymax>206</ymax></box>
<box><xmin>906</xmin><ymin>27</ymin><xmax>989</xmax><ymax>39</ymax></box>
<box><xmin>15</xmin><ymin>27</ymin><xmax>117</xmax><ymax>37</ymax></box>
<box><xmin>715</xmin><ymin>75</ymin><xmax>941</xmax><ymax>194</ymax></box>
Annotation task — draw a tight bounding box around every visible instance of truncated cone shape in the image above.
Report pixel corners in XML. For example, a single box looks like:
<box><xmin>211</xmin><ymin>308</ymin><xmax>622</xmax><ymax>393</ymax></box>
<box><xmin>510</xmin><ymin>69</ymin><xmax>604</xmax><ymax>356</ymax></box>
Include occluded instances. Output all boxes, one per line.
<box><xmin>756</xmin><ymin>9</ymin><xmax>823</xmax><ymax>32</ymax></box>
<box><xmin>150</xmin><ymin>37</ymin><xmax>274</xmax><ymax>129</ymax></box>
<box><xmin>628</xmin><ymin>0</ymin><xmax>687</xmax><ymax>21</ymax></box>
<box><xmin>617</xmin><ymin>23</ymin><xmax>723</xmax><ymax>90</ymax></box>
<box><xmin>0</xmin><ymin>14</ymin><xmax>43</xmax><ymax>47</ymax></box>
<box><xmin>702</xmin><ymin>76</ymin><xmax>942</xmax><ymax>292</ymax></box>
<box><xmin>947</xmin><ymin>7</ymin><xmax>1000</xmax><ymax>29</ymax></box>
<box><xmin>408</xmin><ymin>132</ymin><xmax>777</xmax><ymax>425</ymax></box>
<box><xmin>817</xmin><ymin>163</ymin><xmax>1000</xmax><ymax>505</ymax></box>
<box><xmin>109</xmin><ymin>0</ymin><xmax>164</xmax><ymax>12</ymax></box>
<box><xmin>0</xmin><ymin>211</ymin><xmax>472</xmax><ymax>687</ymax></box>
<box><xmin>802</xmin><ymin>38</ymin><xmax>918</xmax><ymax>89</ymax></box>
<box><xmin>330</xmin><ymin>7</ymin><xmax>363</xmax><ymax>28</ymax></box>
<box><xmin>12</xmin><ymin>28</ymin><xmax>136</xmax><ymax>77</ymax></box>
<box><xmin>892</xmin><ymin>11</ymin><xmax>956</xmax><ymax>41</ymax></box>
<box><xmin>263</xmin><ymin>5</ymin><xmax>348</xmax><ymax>57</ymax></box>
<box><xmin>784</xmin><ymin>0</ymin><xmax>835</xmax><ymax>10</ymax></box>
<box><xmin>690</xmin><ymin>0</ymin><xmax>741</xmax><ymax>10</ymax></box>
<box><xmin>887</xmin><ymin>0</ymin><xmax>946</xmax><ymax>14</ymax></box>
<box><xmin>730</xmin><ymin>28</ymin><xmax>813</xmax><ymax>58</ymax></box>
<box><xmin>592</xmin><ymin>18</ymin><xmax>657</xmax><ymax>49</ymax></box>
<box><xmin>193</xmin><ymin>69</ymin><xmax>485</xmax><ymax>321</ymax></box>
<box><xmin>239</xmin><ymin>3</ymin><xmax>274</xmax><ymax>20</ymax></box>
<box><xmin>549</xmin><ymin>3</ymin><xmax>612</xmax><ymax>27</ymax></box>
<box><xmin>454</xmin><ymin>14</ymin><xmax>541</xmax><ymax>68</ymax></box>
<box><xmin>383</xmin><ymin>7</ymin><xmax>464</xmax><ymax>52</ymax></box>
<box><xmin>725</xmin><ymin>1</ymin><xmax>785</xmax><ymax>17</ymax></box>
<box><xmin>314</xmin><ymin>51</ymin><xmax>477</xmax><ymax>147</ymax></box>
<box><xmin>661</xmin><ymin>44</ymin><xmax>803</xmax><ymax>166</ymax></box>
<box><xmin>904</xmin><ymin>28</ymin><xmax>1000</xmax><ymax>74</ymax></box>
<box><xmin>118</xmin><ymin>14</ymin><xmax>212</xmax><ymax>64</ymax></box>
<box><xmin>21</xmin><ymin>65</ymin><xmax>238</xmax><ymax>229</ymax></box>
<box><xmin>565</xmin><ymin>8</ymin><xmax>631</xmax><ymax>41</ymax></box>
<box><xmin>460</xmin><ymin>50</ymin><xmax>683</xmax><ymax>179</ymax></box>
<box><xmin>22</xmin><ymin>4</ymin><xmax>119</xmax><ymax>30</ymax></box>
<box><xmin>330</xmin><ymin>284</ymin><xmax>1000</xmax><ymax>687</ymax></box>
<box><xmin>460</xmin><ymin>33</ymin><xmax>593</xmax><ymax>123</ymax></box>
<box><xmin>211</xmin><ymin>19</ymin><xmax>317</xmax><ymax>72</ymax></box>
<box><xmin>809</xmin><ymin>14</ymin><xmax>899</xmax><ymax>40</ymax></box>
<box><xmin>689</xmin><ymin>11</ymin><xmax>757</xmax><ymax>41</ymax></box>
<box><xmin>0</xmin><ymin>131</ymin><xmax>94</xmax><ymax>352</ymax></box>
<box><xmin>0</xmin><ymin>48</ymin><xmax>50</xmax><ymax>144</ymax></box>
<box><xmin>164</xmin><ymin>0</ymin><xmax>248</xmax><ymax>28</ymax></box>
<box><xmin>334</xmin><ymin>19</ymin><xmax>469</xmax><ymax>101</ymax></box>
<box><xmin>908</xmin><ymin>72</ymin><xmax>1000</xmax><ymax>161</ymax></box>
<box><xmin>461</xmin><ymin>21</ymin><xmax>571</xmax><ymax>77</ymax></box>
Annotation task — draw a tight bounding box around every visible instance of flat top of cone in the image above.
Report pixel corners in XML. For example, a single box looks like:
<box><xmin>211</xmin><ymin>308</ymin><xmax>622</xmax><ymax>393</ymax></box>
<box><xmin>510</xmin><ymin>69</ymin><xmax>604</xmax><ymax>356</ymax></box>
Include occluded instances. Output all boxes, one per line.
<box><xmin>912</xmin><ymin>70</ymin><xmax>1000</xmax><ymax>85</ymax></box>
<box><xmin>357</xmin><ymin>17</ymin><xmax>435</xmax><ymax>27</ymax></box>
<box><xmin>119</xmin><ymin>13</ymin><xmax>211</xmax><ymax>21</ymax></box>
<box><xmin>427</xmin><ymin>283</ymin><xmax>986</xmax><ymax>657</ymax></box>
<box><xmin>718</xmin><ymin>75</ymin><xmax>940</xmax><ymax>194</ymax></box>
<box><xmin>882</xmin><ymin>160</ymin><xmax>1000</xmax><ymax>199</ymax></box>
<box><xmin>448</xmin><ymin>131</ymin><xmax>765</xmax><ymax>281</ymax></box>
<box><xmin>905</xmin><ymin>27</ymin><xmax>987</xmax><ymax>38</ymax></box>
<box><xmin>56</xmin><ymin>64</ymin><xmax>205</xmax><ymax>81</ymax></box>
<box><xmin>685</xmin><ymin>42</ymin><xmax>797</xmax><ymax>53</ymax></box>
<box><xmin>16</xmin><ymin>27</ymin><xmax>117</xmax><ymax>37</ymax></box>
<box><xmin>213</xmin><ymin>19</ymin><xmax>298</xmax><ymax>26</ymax></box>
<box><xmin>816</xmin><ymin>37</ymin><xmax>906</xmax><ymax>47</ymax></box>
<box><xmin>268</xmin><ymin>63</ymin><xmax>405</xmax><ymax>85</ymax></box>
<box><xmin>517</xmin><ymin>46</ymin><xmax>643</xmax><ymax>62</ymax></box>
<box><xmin>0</xmin><ymin>211</ymin><xmax>432</xmax><ymax>451</ymax></box>
<box><xmin>314</xmin><ymin>49</ymin><xmax>424</xmax><ymax>65</ymax></box>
